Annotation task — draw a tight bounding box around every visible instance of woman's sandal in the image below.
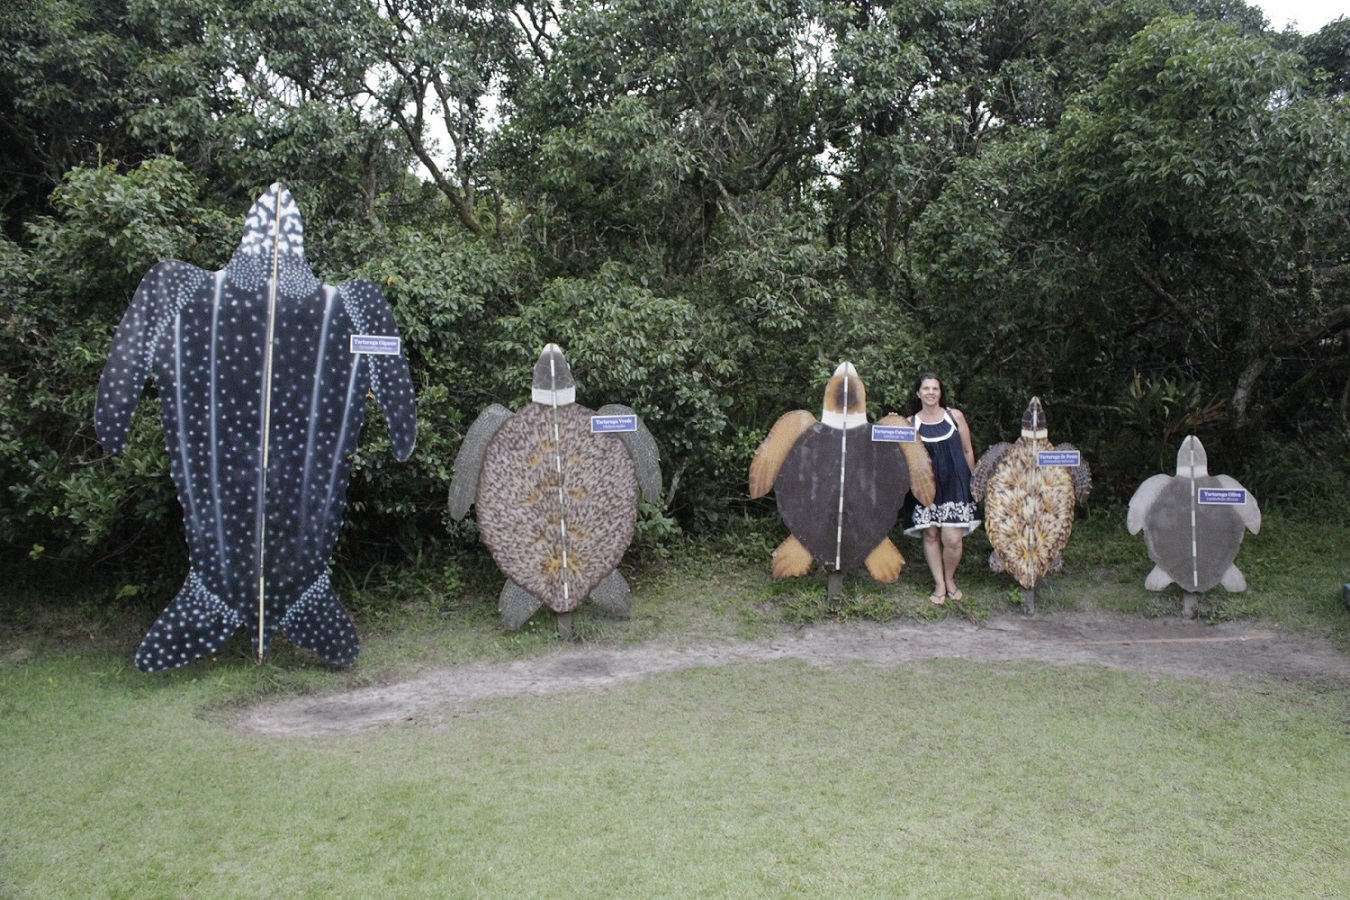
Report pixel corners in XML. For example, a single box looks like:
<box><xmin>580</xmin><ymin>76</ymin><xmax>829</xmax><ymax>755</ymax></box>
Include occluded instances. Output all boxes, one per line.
<box><xmin>947</xmin><ymin>589</ymin><xmax>964</xmax><ymax>602</ymax></box>
<box><xmin>928</xmin><ymin>592</ymin><xmax>946</xmax><ymax>605</ymax></box>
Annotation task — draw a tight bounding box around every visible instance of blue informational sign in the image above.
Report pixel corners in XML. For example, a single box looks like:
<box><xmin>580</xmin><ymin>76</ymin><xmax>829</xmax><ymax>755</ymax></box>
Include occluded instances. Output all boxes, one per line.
<box><xmin>591</xmin><ymin>414</ymin><xmax>638</xmax><ymax>433</ymax></box>
<box><xmin>1198</xmin><ymin>488</ymin><xmax>1248</xmax><ymax>505</ymax></box>
<box><xmin>1037</xmin><ymin>449</ymin><xmax>1081</xmax><ymax>467</ymax></box>
<box><xmin>871</xmin><ymin>425</ymin><xmax>917</xmax><ymax>443</ymax></box>
<box><xmin>350</xmin><ymin>335</ymin><xmax>402</xmax><ymax>355</ymax></box>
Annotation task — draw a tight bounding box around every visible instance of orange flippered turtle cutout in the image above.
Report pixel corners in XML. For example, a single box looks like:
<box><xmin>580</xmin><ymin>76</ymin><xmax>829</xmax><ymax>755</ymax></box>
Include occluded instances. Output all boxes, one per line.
<box><xmin>749</xmin><ymin>362</ymin><xmax>934</xmax><ymax>587</ymax></box>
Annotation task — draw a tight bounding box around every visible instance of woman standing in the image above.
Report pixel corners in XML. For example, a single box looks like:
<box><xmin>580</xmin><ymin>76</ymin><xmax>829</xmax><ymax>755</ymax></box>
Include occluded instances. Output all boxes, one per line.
<box><xmin>899</xmin><ymin>372</ymin><xmax>979</xmax><ymax>604</ymax></box>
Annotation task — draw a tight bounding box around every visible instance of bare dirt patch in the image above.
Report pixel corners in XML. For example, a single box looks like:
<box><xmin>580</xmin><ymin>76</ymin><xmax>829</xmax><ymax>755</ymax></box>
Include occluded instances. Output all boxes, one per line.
<box><xmin>237</xmin><ymin>612</ymin><xmax>1350</xmax><ymax>737</ymax></box>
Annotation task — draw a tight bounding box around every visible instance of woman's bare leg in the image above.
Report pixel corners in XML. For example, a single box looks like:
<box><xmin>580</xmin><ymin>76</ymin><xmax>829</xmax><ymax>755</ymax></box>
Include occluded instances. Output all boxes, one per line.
<box><xmin>941</xmin><ymin>527</ymin><xmax>964</xmax><ymax>597</ymax></box>
<box><xmin>923</xmin><ymin>527</ymin><xmax>945</xmax><ymax>600</ymax></box>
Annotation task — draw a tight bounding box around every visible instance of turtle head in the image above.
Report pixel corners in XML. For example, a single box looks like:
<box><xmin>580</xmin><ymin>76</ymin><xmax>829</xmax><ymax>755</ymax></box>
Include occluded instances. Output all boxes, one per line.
<box><xmin>225</xmin><ymin>182</ymin><xmax>320</xmax><ymax>297</ymax></box>
<box><xmin>1176</xmin><ymin>435</ymin><xmax>1209</xmax><ymax>478</ymax></box>
<box><xmin>821</xmin><ymin>361</ymin><xmax>868</xmax><ymax>429</ymax></box>
<box><xmin>1020</xmin><ymin>397</ymin><xmax>1047</xmax><ymax>439</ymax></box>
<box><xmin>531</xmin><ymin>343</ymin><xmax>576</xmax><ymax>406</ymax></box>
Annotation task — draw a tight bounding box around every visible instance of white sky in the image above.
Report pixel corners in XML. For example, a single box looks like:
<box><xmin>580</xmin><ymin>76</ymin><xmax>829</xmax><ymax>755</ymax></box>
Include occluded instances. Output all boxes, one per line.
<box><xmin>1251</xmin><ymin>0</ymin><xmax>1344</xmax><ymax>33</ymax></box>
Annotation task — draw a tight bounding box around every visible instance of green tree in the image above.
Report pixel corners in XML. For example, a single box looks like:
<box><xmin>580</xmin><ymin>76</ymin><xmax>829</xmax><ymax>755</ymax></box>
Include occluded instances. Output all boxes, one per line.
<box><xmin>0</xmin><ymin>160</ymin><xmax>235</xmax><ymax>561</ymax></box>
<box><xmin>913</xmin><ymin>15</ymin><xmax>1350</xmax><ymax>490</ymax></box>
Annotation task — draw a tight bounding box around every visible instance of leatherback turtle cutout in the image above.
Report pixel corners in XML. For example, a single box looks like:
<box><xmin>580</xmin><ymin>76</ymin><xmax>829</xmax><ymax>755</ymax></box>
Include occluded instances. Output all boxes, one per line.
<box><xmin>1128</xmin><ymin>435</ymin><xmax>1261</xmax><ymax>594</ymax></box>
<box><xmin>749</xmin><ymin>362</ymin><xmax>935</xmax><ymax>591</ymax></box>
<box><xmin>95</xmin><ymin>183</ymin><xmax>417</xmax><ymax>672</ymax></box>
<box><xmin>449</xmin><ymin>344</ymin><xmax>662</xmax><ymax>631</ymax></box>
<box><xmin>971</xmin><ymin>397</ymin><xmax>1091</xmax><ymax>601</ymax></box>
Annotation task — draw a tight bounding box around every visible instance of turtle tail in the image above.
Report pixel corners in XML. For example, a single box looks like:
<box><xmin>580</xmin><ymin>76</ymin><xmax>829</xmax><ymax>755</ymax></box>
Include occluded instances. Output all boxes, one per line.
<box><xmin>279</xmin><ymin>573</ymin><xmax>360</xmax><ymax>666</ymax></box>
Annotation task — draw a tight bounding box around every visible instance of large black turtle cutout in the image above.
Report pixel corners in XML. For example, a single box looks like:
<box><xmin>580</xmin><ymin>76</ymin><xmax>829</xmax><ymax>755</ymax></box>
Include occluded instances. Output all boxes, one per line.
<box><xmin>96</xmin><ymin>183</ymin><xmax>417</xmax><ymax>671</ymax></box>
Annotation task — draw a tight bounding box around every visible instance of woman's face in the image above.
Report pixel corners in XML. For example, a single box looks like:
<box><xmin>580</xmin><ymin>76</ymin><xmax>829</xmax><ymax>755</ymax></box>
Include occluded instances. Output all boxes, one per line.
<box><xmin>917</xmin><ymin>378</ymin><xmax>942</xmax><ymax>407</ymax></box>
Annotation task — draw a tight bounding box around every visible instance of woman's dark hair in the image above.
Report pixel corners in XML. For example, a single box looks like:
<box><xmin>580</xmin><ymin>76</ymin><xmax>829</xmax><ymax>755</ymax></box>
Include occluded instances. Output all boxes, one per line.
<box><xmin>904</xmin><ymin>371</ymin><xmax>946</xmax><ymax>416</ymax></box>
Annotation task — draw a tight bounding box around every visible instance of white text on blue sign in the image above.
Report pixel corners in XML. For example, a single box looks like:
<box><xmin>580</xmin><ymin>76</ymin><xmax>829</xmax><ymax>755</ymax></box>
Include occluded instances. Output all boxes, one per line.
<box><xmin>591</xmin><ymin>414</ymin><xmax>638</xmax><ymax>433</ymax></box>
<box><xmin>1198</xmin><ymin>488</ymin><xmax>1248</xmax><ymax>505</ymax></box>
<box><xmin>1037</xmin><ymin>449</ymin><xmax>1081</xmax><ymax>467</ymax></box>
<box><xmin>350</xmin><ymin>335</ymin><xmax>402</xmax><ymax>355</ymax></box>
<box><xmin>871</xmin><ymin>425</ymin><xmax>917</xmax><ymax>443</ymax></box>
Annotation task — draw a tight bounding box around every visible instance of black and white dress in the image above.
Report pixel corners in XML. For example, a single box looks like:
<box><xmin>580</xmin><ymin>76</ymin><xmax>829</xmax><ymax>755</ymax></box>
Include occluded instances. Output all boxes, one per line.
<box><xmin>903</xmin><ymin>409</ymin><xmax>980</xmax><ymax>536</ymax></box>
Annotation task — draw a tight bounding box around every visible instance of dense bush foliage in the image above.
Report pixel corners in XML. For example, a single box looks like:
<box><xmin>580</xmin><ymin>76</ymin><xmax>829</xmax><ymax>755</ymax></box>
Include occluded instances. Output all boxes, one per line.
<box><xmin>2</xmin><ymin>0</ymin><xmax>1348</xmax><ymax>579</ymax></box>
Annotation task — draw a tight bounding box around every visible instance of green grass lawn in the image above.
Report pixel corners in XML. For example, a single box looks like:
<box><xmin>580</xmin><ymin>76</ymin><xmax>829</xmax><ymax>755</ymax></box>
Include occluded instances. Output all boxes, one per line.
<box><xmin>3</xmin><ymin>512</ymin><xmax>1349</xmax><ymax>898</ymax></box>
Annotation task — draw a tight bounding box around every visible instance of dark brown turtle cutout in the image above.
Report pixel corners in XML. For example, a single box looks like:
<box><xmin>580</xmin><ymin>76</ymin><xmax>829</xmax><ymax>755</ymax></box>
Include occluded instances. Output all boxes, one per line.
<box><xmin>749</xmin><ymin>362</ymin><xmax>934</xmax><ymax>595</ymax></box>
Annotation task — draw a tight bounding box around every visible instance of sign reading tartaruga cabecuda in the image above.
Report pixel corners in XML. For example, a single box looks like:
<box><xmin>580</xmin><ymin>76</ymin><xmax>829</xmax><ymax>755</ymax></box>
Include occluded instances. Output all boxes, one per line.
<box><xmin>870</xmin><ymin>424</ymin><xmax>917</xmax><ymax>443</ymax></box>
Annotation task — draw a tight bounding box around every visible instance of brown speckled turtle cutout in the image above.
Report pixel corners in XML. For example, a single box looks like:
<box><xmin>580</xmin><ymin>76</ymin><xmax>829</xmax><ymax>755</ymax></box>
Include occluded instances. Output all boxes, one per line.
<box><xmin>971</xmin><ymin>397</ymin><xmax>1091</xmax><ymax>589</ymax></box>
<box><xmin>449</xmin><ymin>344</ymin><xmax>662</xmax><ymax>628</ymax></box>
<box><xmin>477</xmin><ymin>403</ymin><xmax>638</xmax><ymax>611</ymax></box>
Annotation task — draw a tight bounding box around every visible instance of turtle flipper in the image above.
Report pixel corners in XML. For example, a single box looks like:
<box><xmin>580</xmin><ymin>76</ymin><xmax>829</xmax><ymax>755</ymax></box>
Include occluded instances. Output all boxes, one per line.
<box><xmin>971</xmin><ymin>443</ymin><xmax>1012</xmax><ymax>501</ymax></box>
<box><xmin>1220</xmin><ymin>564</ymin><xmax>1248</xmax><ymax>592</ymax></box>
<box><xmin>499</xmin><ymin>580</ymin><xmax>543</xmax><ymax>630</ymax></box>
<box><xmin>749</xmin><ymin>410</ymin><xmax>817</xmax><ymax>499</ymax></box>
<box><xmin>864</xmin><ymin>538</ymin><xmax>905</xmax><ymax>583</ymax></box>
<box><xmin>342</xmin><ymin>280</ymin><xmax>418</xmax><ymax>461</ymax></box>
<box><xmin>134</xmin><ymin>572</ymin><xmax>244</xmax><ymax>673</ymax></box>
<box><xmin>1145</xmin><ymin>566</ymin><xmax>1173</xmax><ymax>591</ymax></box>
<box><xmin>1127</xmin><ymin>474</ymin><xmax>1171</xmax><ymax>534</ymax></box>
<box><xmin>771</xmin><ymin>535</ymin><xmax>815</xmax><ymax>578</ymax></box>
<box><xmin>597</xmin><ymin>403</ymin><xmax>662</xmax><ymax>504</ymax></box>
<box><xmin>95</xmin><ymin>260</ymin><xmax>207</xmax><ymax>455</ymax></box>
<box><xmin>279</xmin><ymin>573</ymin><xmax>359</xmax><ymax>665</ymax></box>
<box><xmin>448</xmin><ymin>403</ymin><xmax>513</xmax><ymax>520</ymax></box>
<box><xmin>1215</xmin><ymin>474</ymin><xmax>1262</xmax><ymax>534</ymax></box>
<box><xmin>588</xmin><ymin>569</ymin><xmax>632</xmax><ymax>618</ymax></box>
<box><xmin>878</xmin><ymin>413</ymin><xmax>935</xmax><ymax>506</ymax></box>
<box><xmin>1056</xmin><ymin>442</ymin><xmax>1092</xmax><ymax>503</ymax></box>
